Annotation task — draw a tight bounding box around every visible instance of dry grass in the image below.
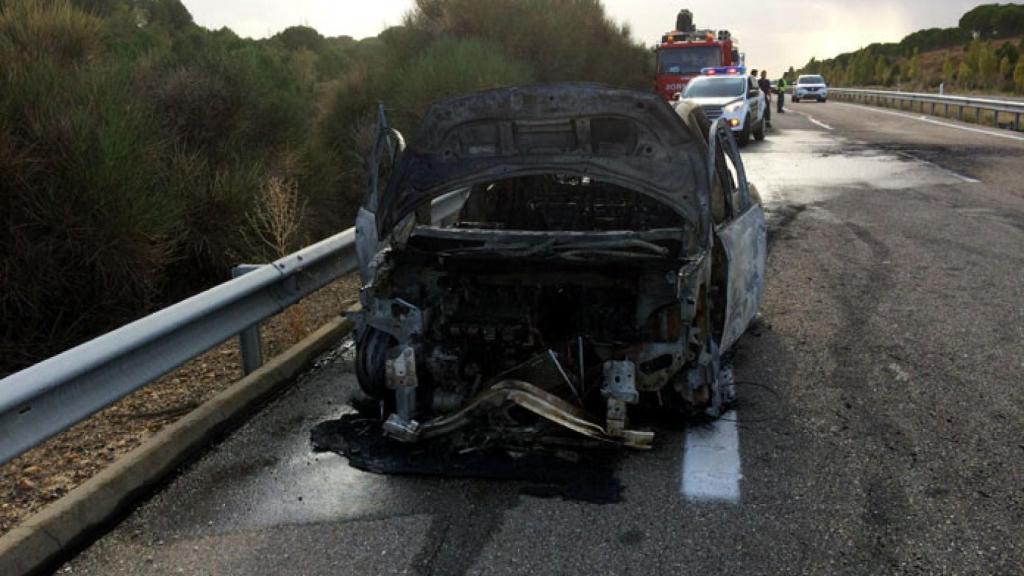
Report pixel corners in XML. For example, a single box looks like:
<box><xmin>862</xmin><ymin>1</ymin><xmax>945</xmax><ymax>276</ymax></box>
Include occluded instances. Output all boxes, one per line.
<box><xmin>245</xmin><ymin>175</ymin><xmax>308</xmax><ymax>261</ymax></box>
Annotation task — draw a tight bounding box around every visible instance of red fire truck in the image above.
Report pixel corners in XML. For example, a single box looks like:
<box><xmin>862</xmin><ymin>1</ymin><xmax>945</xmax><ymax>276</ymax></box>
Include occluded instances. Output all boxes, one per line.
<box><xmin>655</xmin><ymin>10</ymin><xmax>742</xmax><ymax>100</ymax></box>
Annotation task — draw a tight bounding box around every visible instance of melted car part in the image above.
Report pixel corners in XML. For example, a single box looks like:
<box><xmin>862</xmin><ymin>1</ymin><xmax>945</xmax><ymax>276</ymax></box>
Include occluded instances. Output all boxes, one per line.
<box><xmin>365</xmin><ymin>177</ymin><xmax>703</xmax><ymax>447</ymax></box>
<box><xmin>383</xmin><ymin>380</ymin><xmax>653</xmax><ymax>450</ymax></box>
<box><xmin>310</xmin><ymin>415</ymin><xmax>625</xmax><ymax>503</ymax></box>
<box><xmin>354</xmin><ymin>86</ymin><xmax>766</xmax><ymax>450</ymax></box>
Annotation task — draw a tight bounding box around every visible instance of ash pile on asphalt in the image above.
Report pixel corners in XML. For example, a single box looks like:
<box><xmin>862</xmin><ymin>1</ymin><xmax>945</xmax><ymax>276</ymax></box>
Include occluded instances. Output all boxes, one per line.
<box><xmin>310</xmin><ymin>408</ymin><xmax>623</xmax><ymax>504</ymax></box>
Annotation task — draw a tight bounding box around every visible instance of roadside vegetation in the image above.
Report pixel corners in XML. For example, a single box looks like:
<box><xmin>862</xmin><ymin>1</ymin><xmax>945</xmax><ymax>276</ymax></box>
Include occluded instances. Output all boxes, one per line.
<box><xmin>796</xmin><ymin>3</ymin><xmax>1024</xmax><ymax>94</ymax></box>
<box><xmin>0</xmin><ymin>0</ymin><xmax>655</xmax><ymax>374</ymax></box>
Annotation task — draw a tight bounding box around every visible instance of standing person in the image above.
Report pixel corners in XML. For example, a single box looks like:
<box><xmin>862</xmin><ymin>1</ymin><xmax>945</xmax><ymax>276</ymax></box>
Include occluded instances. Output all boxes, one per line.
<box><xmin>758</xmin><ymin>70</ymin><xmax>772</xmax><ymax>127</ymax></box>
<box><xmin>776</xmin><ymin>75</ymin><xmax>787</xmax><ymax>113</ymax></box>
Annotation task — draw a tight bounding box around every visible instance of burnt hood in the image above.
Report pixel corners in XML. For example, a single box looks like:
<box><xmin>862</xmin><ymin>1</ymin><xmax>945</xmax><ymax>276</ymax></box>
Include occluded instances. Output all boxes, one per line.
<box><xmin>374</xmin><ymin>83</ymin><xmax>711</xmax><ymax>235</ymax></box>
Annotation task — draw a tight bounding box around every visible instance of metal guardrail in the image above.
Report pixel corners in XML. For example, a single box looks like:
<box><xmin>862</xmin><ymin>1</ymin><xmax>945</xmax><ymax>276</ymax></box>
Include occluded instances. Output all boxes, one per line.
<box><xmin>0</xmin><ymin>190</ymin><xmax>469</xmax><ymax>465</ymax></box>
<box><xmin>829</xmin><ymin>88</ymin><xmax>1024</xmax><ymax>131</ymax></box>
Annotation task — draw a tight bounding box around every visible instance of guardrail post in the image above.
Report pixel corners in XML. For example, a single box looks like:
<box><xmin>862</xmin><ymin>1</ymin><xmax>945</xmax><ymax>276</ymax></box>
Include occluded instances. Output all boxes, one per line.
<box><xmin>1015</xmin><ymin>112</ymin><xmax>1021</xmax><ymax>131</ymax></box>
<box><xmin>945</xmin><ymin>103</ymin><xmax>950</xmax><ymax>118</ymax></box>
<box><xmin>975</xmin><ymin>107</ymin><xmax>981</xmax><ymax>124</ymax></box>
<box><xmin>992</xmin><ymin>110</ymin><xmax>999</xmax><ymax>128</ymax></box>
<box><xmin>958</xmin><ymin>106</ymin><xmax>964</xmax><ymax>121</ymax></box>
<box><xmin>930</xmin><ymin>102</ymin><xmax>936</xmax><ymax>115</ymax></box>
<box><xmin>232</xmin><ymin>264</ymin><xmax>264</xmax><ymax>375</ymax></box>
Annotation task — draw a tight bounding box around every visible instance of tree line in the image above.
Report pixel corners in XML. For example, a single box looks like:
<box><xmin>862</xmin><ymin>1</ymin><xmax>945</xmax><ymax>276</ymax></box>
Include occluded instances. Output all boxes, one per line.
<box><xmin>797</xmin><ymin>3</ymin><xmax>1024</xmax><ymax>93</ymax></box>
<box><xmin>0</xmin><ymin>0</ymin><xmax>654</xmax><ymax>374</ymax></box>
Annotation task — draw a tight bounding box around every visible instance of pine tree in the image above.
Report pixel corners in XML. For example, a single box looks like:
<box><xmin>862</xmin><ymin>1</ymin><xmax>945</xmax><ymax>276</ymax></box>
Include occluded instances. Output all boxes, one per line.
<box><xmin>942</xmin><ymin>51</ymin><xmax>955</xmax><ymax>85</ymax></box>
<box><xmin>875</xmin><ymin>55</ymin><xmax>889</xmax><ymax>85</ymax></box>
<box><xmin>851</xmin><ymin>51</ymin><xmax>874</xmax><ymax>85</ymax></box>
<box><xmin>977</xmin><ymin>41</ymin><xmax>999</xmax><ymax>89</ymax></box>
<box><xmin>999</xmin><ymin>56</ymin><xmax>1013</xmax><ymax>88</ymax></box>
<box><xmin>907</xmin><ymin>48</ymin><xmax>922</xmax><ymax>87</ymax></box>
<box><xmin>962</xmin><ymin>40</ymin><xmax>982</xmax><ymax>88</ymax></box>
<box><xmin>958</xmin><ymin>61</ymin><xmax>974</xmax><ymax>88</ymax></box>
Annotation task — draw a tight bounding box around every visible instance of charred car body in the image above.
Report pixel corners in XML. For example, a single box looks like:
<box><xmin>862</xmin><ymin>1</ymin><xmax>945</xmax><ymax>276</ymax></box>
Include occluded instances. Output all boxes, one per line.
<box><xmin>353</xmin><ymin>84</ymin><xmax>765</xmax><ymax>449</ymax></box>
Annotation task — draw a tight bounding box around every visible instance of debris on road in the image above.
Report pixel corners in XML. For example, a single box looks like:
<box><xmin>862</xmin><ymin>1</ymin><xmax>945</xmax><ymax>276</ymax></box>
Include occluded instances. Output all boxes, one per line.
<box><xmin>310</xmin><ymin>409</ymin><xmax>624</xmax><ymax>504</ymax></box>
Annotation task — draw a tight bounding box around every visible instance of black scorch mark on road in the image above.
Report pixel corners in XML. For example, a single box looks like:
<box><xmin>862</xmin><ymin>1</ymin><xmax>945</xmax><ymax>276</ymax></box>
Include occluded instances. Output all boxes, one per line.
<box><xmin>310</xmin><ymin>413</ymin><xmax>625</xmax><ymax>504</ymax></box>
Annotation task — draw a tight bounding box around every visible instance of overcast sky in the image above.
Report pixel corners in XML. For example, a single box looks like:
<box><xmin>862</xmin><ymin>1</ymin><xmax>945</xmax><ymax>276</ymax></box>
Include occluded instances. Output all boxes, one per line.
<box><xmin>182</xmin><ymin>0</ymin><xmax>988</xmax><ymax>75</ymax></box>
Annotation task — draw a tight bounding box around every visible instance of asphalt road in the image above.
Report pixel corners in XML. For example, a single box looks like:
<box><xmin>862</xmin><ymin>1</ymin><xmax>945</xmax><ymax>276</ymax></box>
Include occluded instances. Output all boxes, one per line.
<box><xmin>63</xmin><ymin>102</ymin><xmax>1024</xmax><ymax>575</ymax></box>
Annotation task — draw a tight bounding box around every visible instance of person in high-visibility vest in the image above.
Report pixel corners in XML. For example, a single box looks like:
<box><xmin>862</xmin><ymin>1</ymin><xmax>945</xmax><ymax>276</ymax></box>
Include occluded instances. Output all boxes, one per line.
<box><xmin>776</xmin><ymin>77</ymin><xmax>787</xmax><ymax>113</ymax></box>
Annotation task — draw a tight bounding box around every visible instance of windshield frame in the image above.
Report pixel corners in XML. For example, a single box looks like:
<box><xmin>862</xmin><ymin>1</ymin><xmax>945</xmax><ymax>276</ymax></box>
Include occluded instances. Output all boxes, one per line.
<box><xmin>798</xmin><ymin>75</ymin><xmax>826</xmax><ymax>85</ymax></box>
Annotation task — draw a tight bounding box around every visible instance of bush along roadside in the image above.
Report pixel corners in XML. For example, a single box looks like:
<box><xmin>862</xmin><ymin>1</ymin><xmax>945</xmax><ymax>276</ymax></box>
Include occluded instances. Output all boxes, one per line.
<box><xmin>1</xmin><ymin>0</ymin><xmax>655</xmax><ymax>375</ymax></box>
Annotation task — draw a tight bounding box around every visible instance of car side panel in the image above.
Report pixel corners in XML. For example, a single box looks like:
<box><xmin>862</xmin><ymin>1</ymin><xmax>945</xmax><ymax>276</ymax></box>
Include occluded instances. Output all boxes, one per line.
<box><xmin>716</xmin><ymin>204</ymin><xmax>767</xmax><ymax>352</ymax></box>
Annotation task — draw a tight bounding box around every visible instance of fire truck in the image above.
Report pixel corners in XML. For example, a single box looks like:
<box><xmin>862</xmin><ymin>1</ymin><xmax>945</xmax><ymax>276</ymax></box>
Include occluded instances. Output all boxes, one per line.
<box><xmin>655</xmin><ymin>9</ymin><xmax>742</xmax><ymax>100</ymax></box>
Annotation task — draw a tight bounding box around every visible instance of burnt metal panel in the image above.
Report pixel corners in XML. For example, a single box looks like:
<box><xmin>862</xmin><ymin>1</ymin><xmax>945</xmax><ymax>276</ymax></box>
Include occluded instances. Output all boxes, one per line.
<box><xmin>374</xmin><ymin>84</ymin><xmax>710</xmax><ymax>239</ymax></box>
<box><xmin>716</xmin><ymin>204</ymin><xmax>767</xmax><ymax>352</ymax></box>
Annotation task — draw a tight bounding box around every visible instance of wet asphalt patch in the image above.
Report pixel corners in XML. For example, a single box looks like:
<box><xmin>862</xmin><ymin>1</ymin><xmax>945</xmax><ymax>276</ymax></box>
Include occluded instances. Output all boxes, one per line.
<box><xmin>310</xmin><ymin>414</ymin><xmax>625</xmax><ymax>504</ymax></box>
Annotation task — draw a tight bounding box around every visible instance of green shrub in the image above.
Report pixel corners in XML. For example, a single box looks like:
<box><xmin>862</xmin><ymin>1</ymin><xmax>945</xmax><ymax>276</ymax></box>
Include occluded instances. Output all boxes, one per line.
<box><xmin>388</xmin><ymin>37</ymin><xmax>534</xmax><ymax>127</ymax></box>
<box><xmin>0</xmin><ymin>0</ymin><xmax>101</xmax><ymax>65</ymax></box>
<box><xmin>1</xmin><ymin>0</ymin><xmax>659</xmax><ymax>373</ymax></box>
<box><xmin>271</xmin><ymin>25</ymin><xmax>325</xmax><ymax>53</ymax></box>
<box><xmin>403</xmin><ymin>0</ymin><xmax>653</xmax><ymax>88</ymax></box>
<box><xmin>0</xmin><ymin>58</ymin><xmax>183</xmax><ymax>368</ymax></box>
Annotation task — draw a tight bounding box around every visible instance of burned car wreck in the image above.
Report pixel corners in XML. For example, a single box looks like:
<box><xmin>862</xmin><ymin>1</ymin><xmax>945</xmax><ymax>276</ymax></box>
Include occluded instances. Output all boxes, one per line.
<box><xmin>352</xmin><ymin>84</ymin><xmax>765</xmax><ymax>450</ymax></box>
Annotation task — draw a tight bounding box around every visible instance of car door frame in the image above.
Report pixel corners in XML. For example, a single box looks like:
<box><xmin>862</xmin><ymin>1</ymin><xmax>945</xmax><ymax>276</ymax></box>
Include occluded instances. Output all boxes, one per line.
<box><xmin>356</xmin><ymin>105</ymin><xmax>405</xmax><ymax>284</ymax></box>
<box><xmin>706</xmin><ymin>118</ymin><xmax>767</xmax><ymax>352</ymax></box>
<box><xmin>746</xmin><ymin>76</ymin><xmax>762</xmax><ymax>122</ymax></box>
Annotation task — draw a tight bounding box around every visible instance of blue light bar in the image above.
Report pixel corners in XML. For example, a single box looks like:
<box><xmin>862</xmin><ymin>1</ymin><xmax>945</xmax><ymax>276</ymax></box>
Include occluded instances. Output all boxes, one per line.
<box><xmin>701</xmin><ymin>66</ymin><xmax>747</xmax><ymax>76</ymax></box>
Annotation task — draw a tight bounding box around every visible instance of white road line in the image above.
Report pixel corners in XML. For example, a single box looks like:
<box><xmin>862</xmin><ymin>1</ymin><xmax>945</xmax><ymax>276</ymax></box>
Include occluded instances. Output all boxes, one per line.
<box><xmin>833</xmin><ymin>101</ymin><xmax>1024</xmax><ymax>143</ymax></box>
<box><xmin>681</xmin><ymin>411</ymin><xmax>741</xmax><ymax>503</ymax></box>
<box><xmin>788</xmin><ymin>108</ymin><xmax>834</xmax><ymax>131</ymax></box>
<box><xmin>894</xmin><ymin>151</ymin><xmax>981</xmax><ymax>184</ymax></box>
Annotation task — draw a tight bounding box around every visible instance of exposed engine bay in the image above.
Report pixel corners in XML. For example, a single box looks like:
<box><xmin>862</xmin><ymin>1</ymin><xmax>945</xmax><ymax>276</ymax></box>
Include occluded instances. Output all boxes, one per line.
<box><xmin>353</xmin><ymin>85</ymin><xmax>765</xmax><ymax>450</ymax></box>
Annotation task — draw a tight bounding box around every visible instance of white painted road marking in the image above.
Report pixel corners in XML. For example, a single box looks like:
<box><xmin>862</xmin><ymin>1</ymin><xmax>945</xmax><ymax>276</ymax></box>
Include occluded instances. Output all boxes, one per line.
<box><xmin>682</xmin><ymin>411</ymin><xmax>741</xmax><ymax>503</ymax></box>
<box><xmin>833</xmin><ymin>101</ymin><xmax>1024</xmax><ymax>143</ymax></box>
<box><xmin>788</xmin><ymin>108</ymin><xmax>834</xmax><ymax>131</ymax></box>
<box><xmin>894</xmin><ymin>151</ymin><xmax>980</xmax><ymax>184</ymax></box>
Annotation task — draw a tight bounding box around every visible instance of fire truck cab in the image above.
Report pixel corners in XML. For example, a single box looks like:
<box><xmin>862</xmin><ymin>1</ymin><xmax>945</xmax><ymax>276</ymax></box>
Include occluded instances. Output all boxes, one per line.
<box><xmin>655</xmin><ymin>10</ymin><xmax>741</xmax><ymax>101</ymax></box>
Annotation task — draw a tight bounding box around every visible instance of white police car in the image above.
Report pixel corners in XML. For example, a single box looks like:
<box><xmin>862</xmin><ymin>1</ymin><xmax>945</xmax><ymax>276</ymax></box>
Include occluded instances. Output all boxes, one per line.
<box><xmin>676</xmin><ymin>67</ymin><xmax>767</xmax><ymax>146</ymax></box>
<box><xmin>793</xmin><ymin>74</ymin><xmax>828</xmax><ymax>103</ymax></box>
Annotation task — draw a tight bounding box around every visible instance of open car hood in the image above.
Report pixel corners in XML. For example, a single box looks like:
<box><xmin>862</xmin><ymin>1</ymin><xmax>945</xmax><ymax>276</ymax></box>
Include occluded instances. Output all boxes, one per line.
<box><xmin>374</xmin><ymin>84</ymin><xmax>711</xmax><ymax>236</ymax></box>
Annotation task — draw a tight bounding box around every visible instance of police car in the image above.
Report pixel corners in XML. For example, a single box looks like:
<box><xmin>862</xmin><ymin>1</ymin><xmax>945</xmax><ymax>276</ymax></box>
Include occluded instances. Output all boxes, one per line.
<box><xmin>675</xmin><ymin>66</ymin><xmax>766</xmax><ymax>145</ymax></box>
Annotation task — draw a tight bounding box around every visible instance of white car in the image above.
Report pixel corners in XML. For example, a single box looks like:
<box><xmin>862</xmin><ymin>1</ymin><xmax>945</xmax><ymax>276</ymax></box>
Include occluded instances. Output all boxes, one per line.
<box><xmin>793</xmin><ymin>74</ymin><xmax>828</xmax><ymax>103</ymax></box>
<box><xmin>677</xmin><ymin>68</ymin><xmax>767</xmax><ymax>146</ymax></box>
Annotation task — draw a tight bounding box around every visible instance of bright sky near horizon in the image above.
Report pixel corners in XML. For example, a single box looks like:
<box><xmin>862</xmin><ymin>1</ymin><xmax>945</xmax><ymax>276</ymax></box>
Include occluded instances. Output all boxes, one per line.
<box><xmin>182</xmin><ymin>0</ymin><xmax>989</xmax><ymax>76</ymax></box>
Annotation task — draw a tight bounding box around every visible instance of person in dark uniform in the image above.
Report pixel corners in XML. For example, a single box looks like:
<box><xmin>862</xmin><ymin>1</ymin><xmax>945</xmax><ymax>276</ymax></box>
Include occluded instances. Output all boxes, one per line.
<box><xmin>758</xmin><ymin>70</ymin><xmax>773</xmax><ymax>127</ymax></box>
